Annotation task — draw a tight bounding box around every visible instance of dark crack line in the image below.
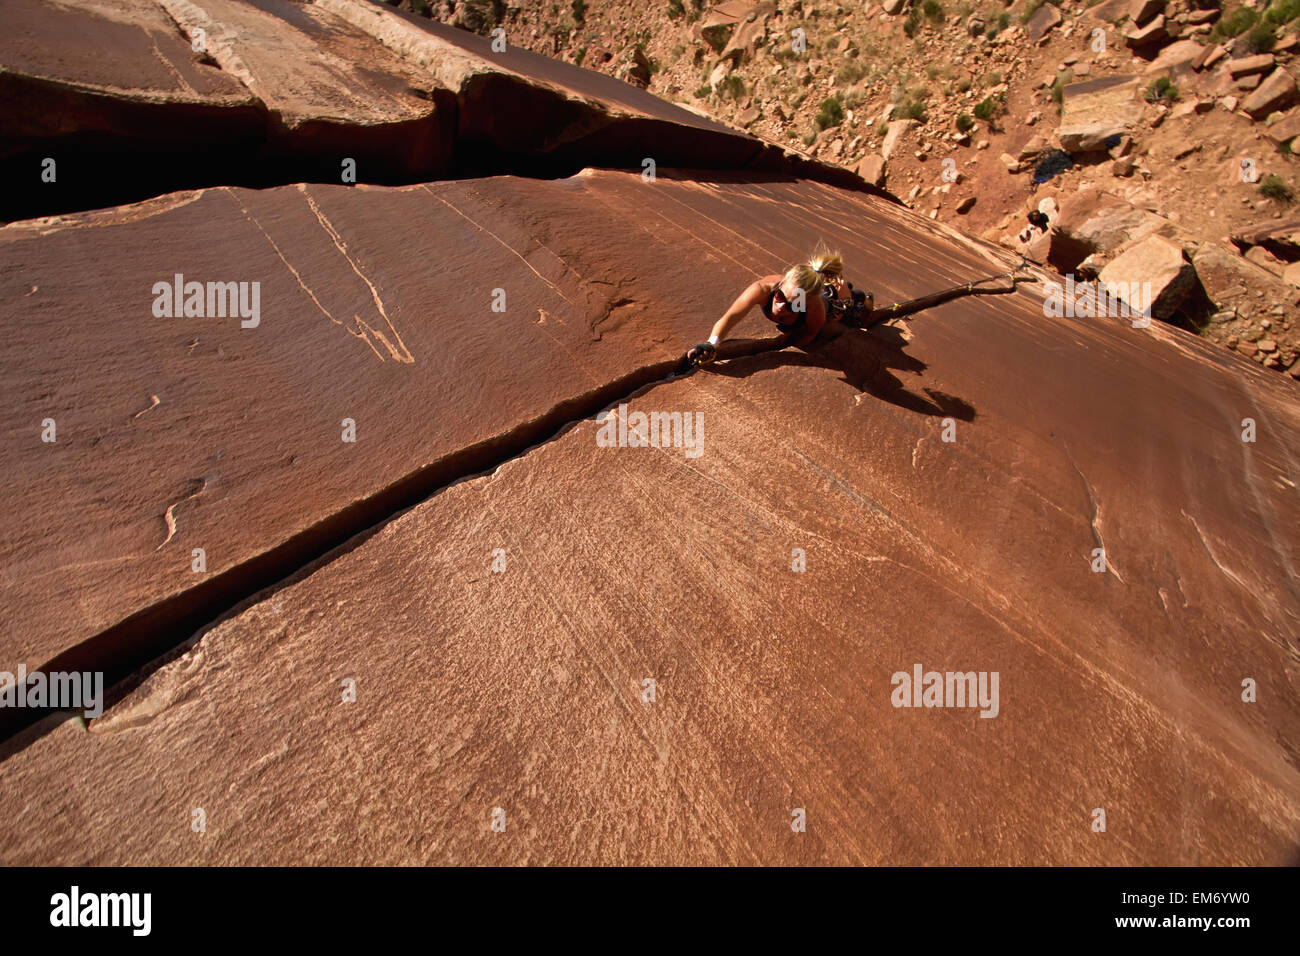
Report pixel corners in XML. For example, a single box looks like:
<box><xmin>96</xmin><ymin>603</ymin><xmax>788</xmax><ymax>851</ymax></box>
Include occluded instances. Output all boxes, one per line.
<box><xmin>0</xmin><ymin>334</ymin><xmax>788</xmax><ymax>756</ymax></box>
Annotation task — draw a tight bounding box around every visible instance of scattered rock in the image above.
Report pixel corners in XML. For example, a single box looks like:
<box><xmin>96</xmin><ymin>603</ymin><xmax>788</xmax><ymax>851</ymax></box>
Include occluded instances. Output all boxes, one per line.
<box><xmin>1241</xmin><ymin>68</ymin><xmax>1298</xmax><ymax>119</ymax></box>
<box><xmin>1131</xmin><ymin>0</ymin><xmax>1166</xmax><ymax>27</ymax></box>
<box><xmin>880</xmin><ymin>119</ymin><xmax>917</xmax><ymax>160</ymax></box>
<box><xmin>856</xmin><ymin>153</ymin><xmax>887</xmax><ymax>186</ymax></box>
<box><xmin>1099</xmin><ymin>233</ymin><xmax>1198</xmax><ymax>319</ymax></box>
<box><xmin>1026</xmin><ymin>4</ymin><xmax>1063</xmax><ymax>44</ymax></box>
<box><xmin>1227</xmin><ymin>54</ymin><xmax>1276</xmax><ymax>79</ymax></box>
<box><xmin>1125</xmin><ymin>15</ymin><xmax>1170</xmax><ymax>50</ymax></box>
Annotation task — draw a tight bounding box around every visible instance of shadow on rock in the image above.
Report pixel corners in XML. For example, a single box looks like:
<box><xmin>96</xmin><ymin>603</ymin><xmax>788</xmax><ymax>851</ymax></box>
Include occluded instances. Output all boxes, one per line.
<box><xmin>706</xmin><ymin>323</ymin><xmax>977</xmax><ymax>421</ymax></box>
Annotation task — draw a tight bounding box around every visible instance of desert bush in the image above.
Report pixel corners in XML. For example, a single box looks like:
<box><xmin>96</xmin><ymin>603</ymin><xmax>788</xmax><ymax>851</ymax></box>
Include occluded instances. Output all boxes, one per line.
<box><xmin>837</xmin><ymin>60</ymin><xmax>868</xmax><ymax>84</ymax></box>
<box><xmin>1215</xmin><ymin>7</ymin><xmax>1260</xmax><ymax>39</ymax></box>
<box><xmin>1247</xmin><ymin>23</ymin><xmax>1278</xmax><ymax>52</ymax></box>
<box><xmin>897</xmin><ymin>98</ymin><xmax>928</xmax><ymax>121</ymax></box>
<box><xmin>816</xmin><ymin>96</ymin><xmax>845</xmax><ymax>129</ymax></box>
<box><xmin>1260</xmin><ymin>174</ymin><xmax>1294</xmax><ymax>202</ymax></box>
<box><xmin>1264</xmin><ymin>0</ymin><xmax>1300</xmax><ymax>26</ymax></box>
<box><xmin>718</xmin><ymin>74</ymin><xmax>746</xmax><ymax>99</ymax></box>
<box><xmin>1144</xmin><ymin>75</ymin><xmax>1179</xmax><ymax>103</ymax></box>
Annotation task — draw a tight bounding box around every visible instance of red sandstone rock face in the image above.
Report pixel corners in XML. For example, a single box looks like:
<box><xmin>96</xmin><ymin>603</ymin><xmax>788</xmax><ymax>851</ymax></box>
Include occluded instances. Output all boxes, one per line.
<box><xmin>1</xmin><ymin>169</ymin><xmax>1297</xmax><ymax>864</ymax></box>
<box><xmin>1</xmin><ymin>0</ymin><xmax>869</xmax><ymax>221</ymax></box>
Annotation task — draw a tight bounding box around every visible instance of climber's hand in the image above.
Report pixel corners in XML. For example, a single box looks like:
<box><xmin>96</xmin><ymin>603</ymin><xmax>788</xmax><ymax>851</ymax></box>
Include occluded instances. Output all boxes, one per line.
<box><xmin>685</xmin><ymin>342</ymin><xmax>717</xmax><ymax>365</ymax></box>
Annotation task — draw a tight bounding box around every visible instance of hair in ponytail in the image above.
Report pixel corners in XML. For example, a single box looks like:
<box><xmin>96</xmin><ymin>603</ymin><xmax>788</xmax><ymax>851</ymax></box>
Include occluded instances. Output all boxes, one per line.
<box><xmin>784</xmin><ymin>244</ymin><xmax>844</xmax><ymax>297</ymax></box>
<box><xmin>807</xmin><ymin>244</ymin><xmax>844</xmax><ymax>283</ymax></box>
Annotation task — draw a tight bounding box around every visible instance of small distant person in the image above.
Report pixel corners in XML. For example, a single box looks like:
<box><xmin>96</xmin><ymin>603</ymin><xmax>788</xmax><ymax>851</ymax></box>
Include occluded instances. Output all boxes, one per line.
<box><xmin>684</xmin><ymin>246</ymin><xmax>873</xmax><ymax>366</ymax></box>
<box><xmin>1018</xmin><ymin>209</ymin><xmax>1050</xmax><ymax>245</ymax></box>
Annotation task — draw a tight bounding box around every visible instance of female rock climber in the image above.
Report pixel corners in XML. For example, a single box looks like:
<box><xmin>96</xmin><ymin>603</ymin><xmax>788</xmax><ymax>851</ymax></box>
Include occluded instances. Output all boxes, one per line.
<box><xmin>683</xmin><ymin>245</ymin><xmax>872</xmax><ymax>367</ymax></box>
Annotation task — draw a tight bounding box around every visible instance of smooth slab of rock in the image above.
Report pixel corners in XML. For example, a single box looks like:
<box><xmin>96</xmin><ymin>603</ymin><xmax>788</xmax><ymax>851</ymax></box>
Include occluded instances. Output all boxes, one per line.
<box><xmin>1</xmin><ymin>171</ymin><xmax>815</xmax><ymax>677</ymax></box>
<box><xmin>2</xmin><ymin>195</ymin><xmax>1297</xmax><ymax>863</ymax></box>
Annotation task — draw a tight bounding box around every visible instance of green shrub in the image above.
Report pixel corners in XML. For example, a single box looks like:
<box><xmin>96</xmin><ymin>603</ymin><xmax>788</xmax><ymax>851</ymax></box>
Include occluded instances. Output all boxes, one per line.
<box><xmin>802</xmin><ymin>129</ymin><xmax>818</xmax><ymax>146</ymax></box>
<box><xmin>922</xmin><ymin>0</ymin><xmax>944</xmax><ymax>21</ymax></box>
<box><xmin>718</xmin><ymin>75</ymin><xmax>746</xmax><ymax>99</ymax></box>
<box><xmin>1216</xmin><ymin>7</ymin><xmax>1260</xmax><ymax>38</ymax></box>
<box><xmin>571</xmin><ymin>0</ymin><xmax>587</xmax><ymax>22</ymax></box>
<box><xmin>837</xmin><ymin>60</ymin><xmax>868</xmax><ymax>84</ymax></box>
<box><xmin>956</xmin><ymin>112</ymin><xmax>975</xmax><ymax>132</ymax></box>
<box><xmin>815</xmin><ymin>96</ymin><xmax>845</xmax><ymax>129</ymax></box>
<box><xmin>897</xmin><ymin>98</ymin><xmax>928</xmax><ymax>121</ymax></box>
<box><xmin>973</xmin><ymin>96</ymin><xmax>997</xmax><ymax>120</ymax></box>
<box><xmin>1264</xmin><ymin>0</ymin><xmax>1300</xmax><ymax>26</ymax></box>
<box><xmin>904</xmin><ymin>9</ymin><xmax>922</xmax><ymax>36</ymax></box>
<box><xmin>667</xmin><ymin>0</ymin><xmax>685</xmax><ymax>19</ymax></box>
<box><xmin>574</xmin><ymin>46</ymin><xmax>587</xmax><ymax>66</ymax></box>
<box><xmin>1260</xmin><ymin>174</ymin><xmax>1294</xmax><ymax>202</ymax></box>
<box><xmin>1143</xmin><ymin>75</ymin><xmax>1179</xmax><ymax>103</ymax></box>
<box><xmin>1247</xmin><ymin>23</ymin><xmax>1278</xmax><ymax>52</ymax></box>
<box><xmin>694</xmin><ymin>82</ymin><xmax>712</xmax><ymax>98</ymax></box>
<box><xmin>459</xmin><ymin>0</ymin><xmax>504</xmax><ymax>32</ymax></box>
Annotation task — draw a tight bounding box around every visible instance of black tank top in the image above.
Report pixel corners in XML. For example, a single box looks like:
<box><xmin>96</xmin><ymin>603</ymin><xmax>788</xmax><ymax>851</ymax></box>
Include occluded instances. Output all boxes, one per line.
<box><xmin>761</xmin><ymin>284</ymin><xmax>838</xmax><ymax>333</ymax></box>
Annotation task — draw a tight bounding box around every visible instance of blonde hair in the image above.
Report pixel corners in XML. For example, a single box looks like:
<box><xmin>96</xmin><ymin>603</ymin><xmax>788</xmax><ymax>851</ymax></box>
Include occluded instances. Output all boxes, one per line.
<box><xmin>784</xmin><ymin>244</ymin><xmax>844</xmax><ymax>295</ymax></box>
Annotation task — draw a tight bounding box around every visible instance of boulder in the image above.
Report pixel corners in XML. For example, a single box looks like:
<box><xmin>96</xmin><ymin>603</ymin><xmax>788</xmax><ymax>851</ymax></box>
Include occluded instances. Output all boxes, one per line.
<box><xmin>1057</xmin><ymin>75</ymin><xmax>1145</xmax><ymax>151</ymax></box>
<box><xmin>2</xmin><ymin>0</ymin><xmax>1298</xmax><ymax>873</ymax></box>
<box><xmin>1245</xmin><ymin>244</ymin><xmax>1288</xmax><ymax>276</ymax></box>
<box><xmin>856</xmin><ymin>153</ymin><xmax>887</xmax><ymax>186</ymax></box>
<box><xmin>1195</xmin><ymin>43</ymin><xmax>1228</xmax><ymax>70</ymax></box>
<box><xmin>719</xmin><ymin>12</ymin><xmax>769</xmax><ymax>62</ymax></box>
<box><xmin>1266</xmin><ymin>110</ymin><xmax>1300</xmax><ymax>144</ymax></box>
<box><xmin>1241</xmin><ymin>67</ymin><xmax>1299</xmax><ymax>118</ymax></box>
<box><xmin>1131</xmin><ymin>0</ymin><xmax>1166</xmax><ymax>26</ymax></box>
<box><xmin>881</xmin><ymin>118</ymin><xmax>917</xmax><ymax>160</ymax></box>
<box><xmin>1049</xmin><ymin>187</ymin><xmax>1169</xmax><ymax>271</ymax></box>
<box><xmin>1125</xmin><ymin>15</ymin><xmax>1170</xmax><ymax>49</ymax></box>
<box><xmin>1232</xmin><ymin>217</ymin><xmax>1300</xmax><ymax>257</ymax></box>
<box><xmin>1226</xmin><ymin>54</ymin><xmax>1276</xmax><ymax>79</ymax></box>
<box><xmin>1098</xmin><ymin>233</ymin><xmax>1198</xmax><ymax>318</ymax></box>
<box><xmin>1145</xmin><ymin>40</ymin><xmax>1205</xmax><ymax>76</ymax></box>
<box><xmin>1026</xmin><ymin>3</ymin><xmax>1063</xmax><ymax>43</ymax></box>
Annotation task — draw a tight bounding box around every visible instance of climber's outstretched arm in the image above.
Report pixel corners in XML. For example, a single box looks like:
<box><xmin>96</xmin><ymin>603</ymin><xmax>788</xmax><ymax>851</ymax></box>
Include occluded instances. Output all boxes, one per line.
<box><xmin>707</xmin><ymin>280</ymin><xmax>767</xmax><ymax>344</ymax></box>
